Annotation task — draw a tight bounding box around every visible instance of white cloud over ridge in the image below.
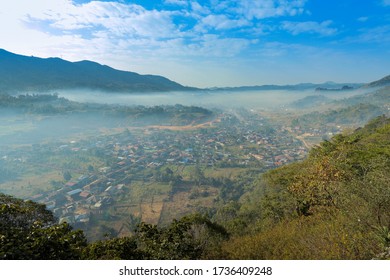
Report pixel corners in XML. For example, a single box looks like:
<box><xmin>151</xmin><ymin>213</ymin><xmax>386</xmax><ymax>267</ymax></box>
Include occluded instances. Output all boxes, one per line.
<box><xmin>2</xmin><ymin>0</ymin><xmax>312</xmax><ymax>55</ymax></box>
<box><xmin>2</xmin><ymin>0</ymin><xmax>388</xmax><ymax>87</ymax></box>
<box><xmin>5</xmin><ymin>0</ymin><xmax>275</xmax><ymax>62</ymax></box>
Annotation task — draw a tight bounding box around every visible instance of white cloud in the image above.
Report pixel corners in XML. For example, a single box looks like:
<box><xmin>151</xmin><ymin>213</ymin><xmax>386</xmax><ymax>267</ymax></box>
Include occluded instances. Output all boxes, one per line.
<box><xmin>24</xmin><ymin>1</ymin><xmax>181</xmax><ymax>40</ymax></box>
<box><xmin>187</xmin><ymin>0</ymin><xmax>307</xmax><ymax>26</ymax></box>
<box><xmin>352</xmin><ymin>25</ymin><xmax>390</xmax><ymax>44</ymax></box>
<box><xmin>195</xmin><ymin>14</ymin><xmax>250</xmax><ymax>32</ymax></box>
<box><xmin>187</xmin><ymin>34</ymin><xmax>251</xmax><ymax>57</ymax></box>
<box><xmin>1</xmin><ymin>0</ymin><xmax>312</xmax><ymax>62</ymax></box>
<box><xmin>0</xmin><ymin>0</ymin><xmax>189</xmax><ymax>75</ymax></box>
<box><xmin>2</xmin><ymin>0</ymin><xmax>340</xmax><ymax>87</ymax></box>
<box><xmin>190</xmin><ymin>1</ymin><xmax>307</xmax><ymax>38</ymax></box>
<box><xmin>281</xmin><ymin>20</ymin><xmax>337</xmax><ymax>36</ymax></box>
<box><xmin>259</xmin><ymin>42</ymin><xmax>325</xmax><ymax>57</ymax></box>
<box><xmin>190</xmin><ymin>1</ymin><xmax>211</xmax><ymax>17</ymax></box>
<box><xmin>357</xmin><ymin>16</ymin><xmax>369</xmax><ymax>22</ymax></box>
<box><xmin>0</xmin><ymin>0</ymin><xmax>258</xmax><ymax>68</ymax></box>
<box><xmin>164</xmin><ymin>0</ymin><xmax>189</xmax><ymax>6</ymax></box>
<box><xmin>232</xmin><ymin>0</ymin><xmax>306</xmax><ymax>20</ymax></box>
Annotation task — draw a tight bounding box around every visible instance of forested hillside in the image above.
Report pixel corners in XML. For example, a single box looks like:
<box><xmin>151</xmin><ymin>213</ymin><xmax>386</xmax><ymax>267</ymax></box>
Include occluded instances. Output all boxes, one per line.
<box><xmin>2</xmin><ymin>115</ymin><xmax>390</xmax><ymax>259</ymax></box>
<box><xmin>222</xmin><ymin>115</ymin><xmax>390</xmax><ymax>259</ymax></box>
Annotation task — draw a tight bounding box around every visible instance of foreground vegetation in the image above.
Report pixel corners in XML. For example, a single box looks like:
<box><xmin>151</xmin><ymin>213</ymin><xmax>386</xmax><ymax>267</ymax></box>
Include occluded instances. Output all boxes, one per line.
<box><xmin>2</xmin><ymin>115</ymin><xmax>390</xmax><ymax>259</ymax></box>
<box><xmin>221</xmin><ymin>115</ymin><xmax>390</xmax><ymax>259</ymax></box>
<box><xmin>0</xmin><ymin>193</ymin><xmax>227</xmax><ymax>260</ymax></box>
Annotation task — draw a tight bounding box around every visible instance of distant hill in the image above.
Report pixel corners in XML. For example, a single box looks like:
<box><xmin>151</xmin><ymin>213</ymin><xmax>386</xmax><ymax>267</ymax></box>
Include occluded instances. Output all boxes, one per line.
<box><xmin>335</xmin><ymin>85</ymin><xmax>390</xmax><ymax>107</ymax></box>
<box><xmin>291</xmin><ymin>86</ymin><xmax>390</xmax><ymax>129</ymax></box>
<box><xmin>0</xmin><ymin>49</ymin><xmax>193</xmax><ymax>92</ymax></box>
<box><xmin>365</xmin><ymin>74</ymin><xmax>390</xmax><ymax>88</ymax></box>
<box><xmin>290</xmin><ymin>95</ymin><xmax>331</xmax><ymax>109</ymax></box>
<box><xmin>207</xmin><ymin>75</ymin><xmax>390</xmax><ymax>92</ymax></box>
<box><xmin>207</xmin><ymin>82</ymin><xmax>363</xmax><ymax>92</ymax></box>
<box><xmin>315</xmin><ymin>85</ymin><xmax>354</xmax><ymax>92</ymax></box>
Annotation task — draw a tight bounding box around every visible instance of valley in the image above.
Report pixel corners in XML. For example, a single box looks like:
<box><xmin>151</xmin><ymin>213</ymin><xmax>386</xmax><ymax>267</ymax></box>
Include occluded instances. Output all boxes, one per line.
<box><xmin>2</xmin><ymin>76</ymin><xmax>390</xmax><ymax>257</ymax></box>
<box><xmin>0</xmin><ymin>101</ymin><xmax>309</xmax><ymax>240</ymax></box>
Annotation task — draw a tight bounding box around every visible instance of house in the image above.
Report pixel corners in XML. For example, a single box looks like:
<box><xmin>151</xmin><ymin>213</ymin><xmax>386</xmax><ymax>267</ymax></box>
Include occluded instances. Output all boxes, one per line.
<box><xmin>79</xmin><ymin>191</ymin><xmax>91</xmax><ymax>199</ymax></box>
<box><xmin>94</xmin><ymin>201</ymin><xmax>103</xmax><ymax>209</ymax></box>
<box><xmin>66</xmin><ymin>189</ymin><xmax>83</xmax><ymax>201</ymax></box>
<box><xmin>75</xmin><ymin>213</ymin><xmax>90</xmax><ymax>223</ymax></box>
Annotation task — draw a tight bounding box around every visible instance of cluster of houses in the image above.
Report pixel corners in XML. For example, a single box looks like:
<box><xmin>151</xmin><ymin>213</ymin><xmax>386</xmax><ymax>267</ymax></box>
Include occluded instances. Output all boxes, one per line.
<box><xmin>3</xmin><ymin>109</ymin><xmax>309</xmax><ymax>232</ymax></box>
<box><xmin>90</xmin><ymin>112</ymin><xmax>309</xmax><ymax>172</ymax></box>
<box><xmin>28</xmin><ymin>173</ymin><xmax>126</xmax><ymax>226</ymax></box>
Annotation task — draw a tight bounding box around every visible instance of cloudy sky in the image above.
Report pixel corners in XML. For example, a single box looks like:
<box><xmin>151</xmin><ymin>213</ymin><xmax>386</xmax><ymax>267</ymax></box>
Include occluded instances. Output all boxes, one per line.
<box><xmin>1</xmin><ymin>0</ymin><xmax>390</xmax><ymax>87</ymax></box>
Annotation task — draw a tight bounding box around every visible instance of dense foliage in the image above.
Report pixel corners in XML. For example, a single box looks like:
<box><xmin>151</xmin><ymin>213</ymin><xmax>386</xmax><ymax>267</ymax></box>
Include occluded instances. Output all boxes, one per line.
<box><xmin>0</xmin><ymin>193</ymin><xmax>86</xmax><ymax>259</ymax></box>
<box><xmin>0</xmin><ymin>193</ymin><xmax>227</xmax><ymax>259</ymax></box>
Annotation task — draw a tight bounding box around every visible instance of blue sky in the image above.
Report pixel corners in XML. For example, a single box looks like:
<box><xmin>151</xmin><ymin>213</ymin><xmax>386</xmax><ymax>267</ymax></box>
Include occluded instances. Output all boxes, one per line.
<box><xmin>1</xmin><ymin>0</ymin><xmax>389</xmax><ymax>87</ymax></box>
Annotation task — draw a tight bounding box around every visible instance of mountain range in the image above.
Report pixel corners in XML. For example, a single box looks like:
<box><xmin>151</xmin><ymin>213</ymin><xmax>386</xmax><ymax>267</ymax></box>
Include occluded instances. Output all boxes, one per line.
<box><xmin>0</xmin><ymin>49</ymin><xmax>389</xmax><ymax>93</ymax></box>
<box><xmin>0</xmin><ymin>49</ymin><xmax>191</xmax><ymax>92</ymax></box>
<box><xmin>206</xmin><ymin>82</ymin><xmax>364</xmax><ymax>92</ymax></box>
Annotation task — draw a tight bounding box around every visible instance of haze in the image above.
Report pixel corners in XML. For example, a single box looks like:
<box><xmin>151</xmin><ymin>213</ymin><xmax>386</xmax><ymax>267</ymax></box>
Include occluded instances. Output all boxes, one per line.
<box><xmin>56</xmin><ymin>88</ymin><xmax>365</xmax><ymax>108</ymax></box>
<box><xmin>0</xmin><ymin>87</ymin><xmax>368</xmax><ymax>147</ymax></box>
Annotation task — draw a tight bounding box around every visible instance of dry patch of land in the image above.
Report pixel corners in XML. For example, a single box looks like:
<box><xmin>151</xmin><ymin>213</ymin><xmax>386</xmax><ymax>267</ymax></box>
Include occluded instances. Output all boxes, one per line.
<box><xmin>140</xmin><ymin>199</ymin><xmax>165</xmax><ymax>224</ymax></box>
<box><xmin>0</xmin><ymin>171</ymin><xmax>63</xmax><ymax>198</ymax></box>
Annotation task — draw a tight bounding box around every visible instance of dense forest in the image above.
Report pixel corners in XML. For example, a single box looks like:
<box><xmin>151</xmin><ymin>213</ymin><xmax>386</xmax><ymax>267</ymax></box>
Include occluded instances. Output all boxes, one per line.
<box><xmin>2</xmin><ymin>115</ymin><xmax>390</xmax><ymax>259</ymax></box>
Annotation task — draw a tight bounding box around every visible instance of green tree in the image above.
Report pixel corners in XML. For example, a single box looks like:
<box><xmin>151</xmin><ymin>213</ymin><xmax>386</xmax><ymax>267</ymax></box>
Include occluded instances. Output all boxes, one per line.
<box><xmin>191</xmin><ymin>165</ymin><xmax>206</xmax><ymax>186</ymax></box>
<box><xmin>136</xmin><ymin>214</ymin><xmax>228</xmax><ymax>259</ymax></box>
<box><xmin>82</xmin><ymin>236</ymin><xmax>146</xmax><ymax>260</ymax></box>
<box><xmin>63</xmin><ymin>171</ymin><xmax>72</xmax><ymax>181</ymax></box>
<box><xmin>0</xmin><ymin>193</ymin><xmax>86</xmax><ymax>259</ymax></box>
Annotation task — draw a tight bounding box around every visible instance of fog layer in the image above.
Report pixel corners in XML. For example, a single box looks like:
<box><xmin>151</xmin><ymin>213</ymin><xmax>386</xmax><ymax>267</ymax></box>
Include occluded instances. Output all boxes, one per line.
<box><xmin>0</xmin><ymin>88</ymin><xmax>371</xmax><ymax>147</ymax></box>
<box><xmin>55</xmin><ymin>89</ymin><xmax>330</xmax><ymax>108</ymax></box>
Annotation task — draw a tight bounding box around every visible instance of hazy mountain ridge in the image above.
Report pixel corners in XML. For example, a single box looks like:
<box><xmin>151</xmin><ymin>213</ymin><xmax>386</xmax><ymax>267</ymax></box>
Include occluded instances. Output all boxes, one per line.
<box><xmin>1</xmin><ymin>49</ymin><xmax>389</xmax><ymax>94</ymax></box>
<box><xmin>207</xmin><ymin>82</ymin><xmax>363</xmax><ymax>92</ymax></box>
<box><xmin>289</xmin><ymin>95</ymin><xmax>331</xmax><ymax>109</ymax></box>
<box><xmin>287</xmin><ymin>85</ymin><xmax>390</xmax><ymax>138</ymax></box>
<box><xmin>0</xmin><ymin>49</ymin><xmax>192</xmax><ymax>93</ymax></box>
<box><xmin>207</xmin><ymin>74</ymin><xmax>390</xmax><ymax>92</ymax></box>
<box><xmin>365</xmin><ymin>75</ymin><xmax>390</xmax><ymax>88</ymax></box>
